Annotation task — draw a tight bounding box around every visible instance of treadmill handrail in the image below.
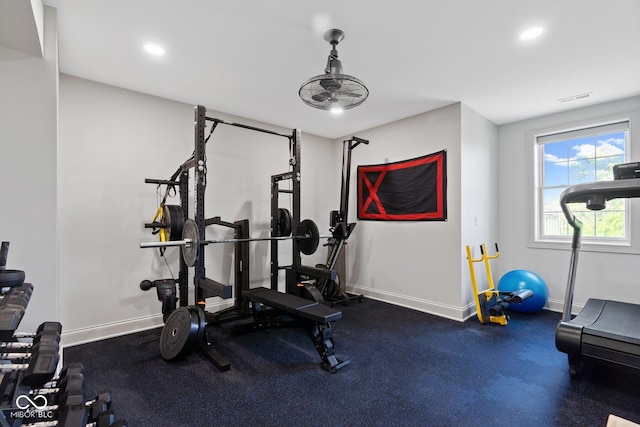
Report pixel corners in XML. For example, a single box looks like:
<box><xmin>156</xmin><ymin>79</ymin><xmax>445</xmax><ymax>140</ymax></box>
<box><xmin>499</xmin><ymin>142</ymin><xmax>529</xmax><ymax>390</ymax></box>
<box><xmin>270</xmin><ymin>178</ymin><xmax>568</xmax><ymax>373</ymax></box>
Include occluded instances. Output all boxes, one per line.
<box><xmin>560</xmin><ymin>178</ymin><xmax>640</xmax><ymax>223</ymax></box>
<box><xmin>558</xmin><ymin>178</ymin><xmax>640</xmax><ymax>321</ymax></box>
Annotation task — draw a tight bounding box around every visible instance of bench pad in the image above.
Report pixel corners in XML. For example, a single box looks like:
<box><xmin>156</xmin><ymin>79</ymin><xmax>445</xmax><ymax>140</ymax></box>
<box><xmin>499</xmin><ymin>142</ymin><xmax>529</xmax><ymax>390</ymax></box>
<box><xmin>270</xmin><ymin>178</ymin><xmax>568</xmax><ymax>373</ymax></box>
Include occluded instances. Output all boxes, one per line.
<box><xmin>244</xmin><ymin>288</ymin><xmax>342</xmax><ymax>324</ymax></box>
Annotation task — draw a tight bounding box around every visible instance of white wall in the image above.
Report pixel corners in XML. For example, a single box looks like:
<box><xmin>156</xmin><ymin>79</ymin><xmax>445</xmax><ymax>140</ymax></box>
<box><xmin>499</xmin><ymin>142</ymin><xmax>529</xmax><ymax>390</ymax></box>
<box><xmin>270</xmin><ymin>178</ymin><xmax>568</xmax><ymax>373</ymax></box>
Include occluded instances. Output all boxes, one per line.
<box><xmin>460</xmin><ymin>104</ymin><xmax>499</xmax><ymax>309</ymax></box>
<box><xmin>0</xmin><ymin>6</ymin><xmax>58</xmax><ymax>332</ymax></box>
<box><xmin>58</xmin><ymin>75</ymin><xmax>335</xmax><ymax>345</ymax></box>
<box><xmin>497</xmin><ymin>96</ymin><xmax>640</xmax><ymax>313</ymax></box>
<box><xmin>337</xmin><ymin>103</ymin><xmax>498</xmax><ymax>321</ymax></box>
<box><xmin>340</xmin><ymin>103</ymin><xmax>472</xmax><ymax>320</ymax></box>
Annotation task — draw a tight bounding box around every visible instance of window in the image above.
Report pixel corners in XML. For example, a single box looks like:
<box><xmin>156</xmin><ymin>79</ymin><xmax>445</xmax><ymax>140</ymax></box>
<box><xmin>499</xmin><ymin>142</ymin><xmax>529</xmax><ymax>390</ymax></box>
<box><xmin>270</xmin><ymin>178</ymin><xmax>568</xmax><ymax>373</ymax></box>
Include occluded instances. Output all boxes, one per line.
<box><xmin>535</xmin><ymin>121</ymin><xmax>630</xmax><ymax>243</ymax></box>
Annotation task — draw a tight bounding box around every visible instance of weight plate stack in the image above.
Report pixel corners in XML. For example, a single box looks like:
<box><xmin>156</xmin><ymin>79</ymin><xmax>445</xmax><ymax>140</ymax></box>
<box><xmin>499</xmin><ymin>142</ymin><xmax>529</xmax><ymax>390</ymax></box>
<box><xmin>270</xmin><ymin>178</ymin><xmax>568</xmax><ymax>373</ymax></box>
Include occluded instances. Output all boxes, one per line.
<box><xmin>275</xmin><ymin>208</ymin><xmax>292</xmax><ymax>237</ymax></box>
<box><xmin>159</xmin><ymin>307</ymin><xmax>201</xmax><ymax>361</ymax></box>
<box><xmin>162</xmin><ymin>205</ymin><xmax>185</xmax><ymax>241</ymax></box>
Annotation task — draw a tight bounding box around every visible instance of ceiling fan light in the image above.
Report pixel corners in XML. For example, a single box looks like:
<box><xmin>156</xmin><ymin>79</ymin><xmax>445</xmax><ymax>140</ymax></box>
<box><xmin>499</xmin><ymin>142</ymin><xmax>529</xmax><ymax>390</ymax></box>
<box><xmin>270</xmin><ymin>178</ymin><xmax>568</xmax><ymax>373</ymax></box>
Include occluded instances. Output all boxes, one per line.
<box><xmin>520</xmin><ymin>26</ymin><xmax>544</xmax><ymax>41</ymax></box>
<box><xmin>330</xmin><ymin>104</ymin><xmax>344</xmax><ymax>114</ymax></box>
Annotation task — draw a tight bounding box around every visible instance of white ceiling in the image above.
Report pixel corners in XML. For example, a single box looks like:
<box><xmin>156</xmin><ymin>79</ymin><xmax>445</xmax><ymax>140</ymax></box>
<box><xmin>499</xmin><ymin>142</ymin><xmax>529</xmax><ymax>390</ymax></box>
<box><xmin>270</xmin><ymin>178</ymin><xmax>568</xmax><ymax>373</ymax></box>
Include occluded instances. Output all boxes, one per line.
<box><xmin>43</xmin><ymin>0</ymin><xmax>640</xmax><ymax>139</ymax></box>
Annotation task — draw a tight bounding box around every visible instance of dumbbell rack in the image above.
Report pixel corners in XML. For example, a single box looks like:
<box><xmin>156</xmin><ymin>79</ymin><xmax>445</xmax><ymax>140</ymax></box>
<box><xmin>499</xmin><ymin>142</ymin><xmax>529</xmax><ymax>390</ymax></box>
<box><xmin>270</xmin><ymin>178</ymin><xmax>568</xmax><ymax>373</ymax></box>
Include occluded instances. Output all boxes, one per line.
<box><xmin>0</xmin><ymin>242</ymin><xmax>128</xmax><ymax>427</ymax></box>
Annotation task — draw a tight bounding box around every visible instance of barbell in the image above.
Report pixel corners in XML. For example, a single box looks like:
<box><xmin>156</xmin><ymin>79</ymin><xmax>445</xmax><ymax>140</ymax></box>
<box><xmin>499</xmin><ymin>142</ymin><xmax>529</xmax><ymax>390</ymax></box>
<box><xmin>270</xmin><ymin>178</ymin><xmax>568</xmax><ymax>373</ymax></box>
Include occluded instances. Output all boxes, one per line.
<box><xmin>140</xmin><ymin>218</ymin><xmax>326</xmax><ymax>266</ymax></box>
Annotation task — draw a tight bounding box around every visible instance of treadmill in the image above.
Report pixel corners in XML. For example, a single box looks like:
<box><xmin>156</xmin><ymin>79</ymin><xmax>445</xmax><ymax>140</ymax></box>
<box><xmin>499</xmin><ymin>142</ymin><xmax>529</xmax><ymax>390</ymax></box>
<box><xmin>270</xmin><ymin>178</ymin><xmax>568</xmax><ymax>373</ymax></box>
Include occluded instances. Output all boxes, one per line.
<box><xmin>555</xmin><ymin>178</ymin><xmax>640</xmax><ymax>377</ymax></box>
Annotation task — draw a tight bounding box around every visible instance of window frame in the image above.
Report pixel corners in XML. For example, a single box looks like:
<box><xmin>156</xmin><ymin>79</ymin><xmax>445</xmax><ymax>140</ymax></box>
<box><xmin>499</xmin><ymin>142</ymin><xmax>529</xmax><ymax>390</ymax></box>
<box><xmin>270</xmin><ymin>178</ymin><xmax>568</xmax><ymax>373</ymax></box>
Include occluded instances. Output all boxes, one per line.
<box><xmin>528</xmin><ymin>111</ymin><xmax>640</xmax><ymax>254</ymax></box>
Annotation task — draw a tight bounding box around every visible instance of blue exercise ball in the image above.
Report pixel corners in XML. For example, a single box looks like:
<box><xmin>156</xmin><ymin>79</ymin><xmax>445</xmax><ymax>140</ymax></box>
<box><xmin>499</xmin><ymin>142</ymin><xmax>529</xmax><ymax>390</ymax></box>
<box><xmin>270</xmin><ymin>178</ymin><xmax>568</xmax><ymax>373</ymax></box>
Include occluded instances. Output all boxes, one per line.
<box><xmin>498</xmin><ymin>269</ymin><xmax>549</xmax><ymax>313</ymax></box>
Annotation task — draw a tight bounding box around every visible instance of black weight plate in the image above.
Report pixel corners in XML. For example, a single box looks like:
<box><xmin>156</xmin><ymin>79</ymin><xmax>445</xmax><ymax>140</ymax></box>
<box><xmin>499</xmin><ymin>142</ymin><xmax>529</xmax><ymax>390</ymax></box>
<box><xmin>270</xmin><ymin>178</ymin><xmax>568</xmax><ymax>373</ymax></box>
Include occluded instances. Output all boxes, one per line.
<box><xmin>0</xmin><ymin>269</ymin><xmax>25</xmax><ymax>287</ymax></box>
<box><xmin>187</xmin><ymin>308</ymin><xmax>202</xmax><ymax>353</ymax></box>
<box><xmin>163</xmin><ymin>205</ymin><xmax>185</xmax><ymax>241</ymax></box>
<box><xmin>297</xmin><ymin>219</ymin><xmax>319</xmax><ymax>255</ymax></box>
<box><xmin>159</xmin><ymin>307</ymin><xmax>199</xmax><ymax>361</ymax></box>
<box><xmin>275</xmin><ymin>208</ymin><xmax>292</xmax><ymax>237</ymax></box>
<box><xmin>191</xmin><ymin>305</ymin><xmax>206</xmax><ymax>350</ymax></box>
<box><xmin>181</xmin><ymin>219</ymin><xmax>199</xmax><ymax>267</ymax></box>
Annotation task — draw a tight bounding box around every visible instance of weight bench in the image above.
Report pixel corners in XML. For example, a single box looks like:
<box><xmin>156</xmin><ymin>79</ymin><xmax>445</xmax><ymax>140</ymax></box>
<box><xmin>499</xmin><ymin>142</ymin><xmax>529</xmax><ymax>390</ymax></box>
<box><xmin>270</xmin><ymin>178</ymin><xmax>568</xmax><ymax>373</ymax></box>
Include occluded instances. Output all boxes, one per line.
<box><xmin>241</xmin><ymin>288</ymin><xmax>349</xmax><ymax>371</ymax></box>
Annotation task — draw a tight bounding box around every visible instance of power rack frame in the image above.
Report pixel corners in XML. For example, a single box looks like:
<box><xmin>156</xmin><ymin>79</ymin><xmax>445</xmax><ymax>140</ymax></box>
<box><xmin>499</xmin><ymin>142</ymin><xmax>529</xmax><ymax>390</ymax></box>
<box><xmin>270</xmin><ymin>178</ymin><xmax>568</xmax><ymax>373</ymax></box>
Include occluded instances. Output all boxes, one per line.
<box><xmin>143</xmin><ymin>105</ymin><xmax>347</xmax><ymax>370</ymax></box>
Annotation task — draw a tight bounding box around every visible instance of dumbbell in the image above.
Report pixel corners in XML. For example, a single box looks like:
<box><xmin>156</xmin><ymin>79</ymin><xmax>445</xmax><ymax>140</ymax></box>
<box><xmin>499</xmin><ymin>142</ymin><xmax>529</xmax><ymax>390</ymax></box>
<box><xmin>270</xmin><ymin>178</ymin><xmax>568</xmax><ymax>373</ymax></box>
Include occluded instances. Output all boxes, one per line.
<box><xmin>0</xmin><ymin>283</ymin><xmax>33</xmax><ymax>314</ymax></box>
<box><xmin>0</xmin><ymin>284</ymin><xmax>37</xmax><ymax>340</ymax></box>
<box><xmin>14</xmin><ymin>374</ymin><xmax>85</xmax><ymax>426</ymax></box>
<box><xmin>27</xmin><ymin>390</ymin><xmax>113</xmax><ymax>424</ymax></box>
<box><xmin>0</xmin><ymin>341</ymin><xmax>59</xmax><ymax>363</ymax></box>
<box><xmin>0</xmin><ymin>282</ymin><xmax>33</xmax><ymax>302</ymax></box>
<box><xmin>0</xmin><ymin>322</ymin><xmax>63</xmax><ymax>387</ymax></box>
<box><xmin>14</xmin><ymin>322</ymin><xmax>63</xmax><ymax>340</ymax></box>
<box><xmin>90</xmin><ymin>409</ymin><xmax>129</xmax><ymax>427</ymax></box>
<box><xmin>0</xmin><ymin>306</ymin><xmax>27</xmax><ymax>341</ymax></box>
<box><xmin>39</xmin><ymin>363</ymin><xmax>86</xmax><ymax>389</ymax></box>
<box><xmin>0</xmin><ymin>341</ymin><xmax>60</xmax><ymax>387</ymax></box>
<box><xmin>0</xmin><ymin>329</ymin><xmax>61</xmax><ymax>353</ymax></box>
<box><xmin>59</xmin><ymin>390</ymin><xmax>112</xmax><ymax>421</ymax></box>
<box><xmin>21</xmin><ymin>403</ymin><xmax>88</xmax><ymax>427</ymax></box>
<box><xmin>22</xmin><ymin>403</ymin><xmax>127</xmax><ymax>427</ymax></box>
<box><xmin>30</xmin><ymin>372</ymin><xmax>86</xmax><ymax>403</ymax></box>
<box><xmin>6</xmin><ymin>322</ymin><xmax>62</xmax><ymax>350</ymax></box>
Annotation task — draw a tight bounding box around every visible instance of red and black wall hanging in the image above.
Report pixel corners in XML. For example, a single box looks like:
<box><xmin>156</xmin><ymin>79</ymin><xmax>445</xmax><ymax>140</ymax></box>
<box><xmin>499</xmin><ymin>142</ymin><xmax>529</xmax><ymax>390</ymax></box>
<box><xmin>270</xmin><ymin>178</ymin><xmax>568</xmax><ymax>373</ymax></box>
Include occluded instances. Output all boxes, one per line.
<box><xmin>357</xmin><ymin>150</ymin><xmax>447</xmax><ymax>221</ymax></box>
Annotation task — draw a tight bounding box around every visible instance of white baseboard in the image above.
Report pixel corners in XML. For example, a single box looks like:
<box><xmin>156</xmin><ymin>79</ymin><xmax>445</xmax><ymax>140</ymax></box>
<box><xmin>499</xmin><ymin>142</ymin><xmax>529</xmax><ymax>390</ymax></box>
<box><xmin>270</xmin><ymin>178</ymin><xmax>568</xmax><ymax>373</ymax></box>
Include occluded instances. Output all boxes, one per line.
<box><xmin>347</xmin><ymin>284</ymin><xmax>580</xmax><ymax>321</ymax></box>
<box><xmin>348</xmin><ymin>284</ymin><xmax>474</xmax><ymax>322</ymax></box>
<box><xmin>61</xmin><ymin>300</ymin><xmax>235</xmax><ymax>348</ymax></box>
<box><xmin>546</xmin><ymin>297</ymin><xmax>584</xmax><ymax>315</ymax></box>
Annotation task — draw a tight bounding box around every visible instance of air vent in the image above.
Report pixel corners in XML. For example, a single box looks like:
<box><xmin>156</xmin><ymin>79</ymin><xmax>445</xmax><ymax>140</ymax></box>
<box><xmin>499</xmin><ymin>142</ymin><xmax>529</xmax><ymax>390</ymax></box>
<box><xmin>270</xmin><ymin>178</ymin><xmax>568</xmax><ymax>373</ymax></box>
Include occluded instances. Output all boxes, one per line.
<box><xmin>558</xmin><ymin>92</ymin><xmax>592</xmax><ymax>103</ymax></box>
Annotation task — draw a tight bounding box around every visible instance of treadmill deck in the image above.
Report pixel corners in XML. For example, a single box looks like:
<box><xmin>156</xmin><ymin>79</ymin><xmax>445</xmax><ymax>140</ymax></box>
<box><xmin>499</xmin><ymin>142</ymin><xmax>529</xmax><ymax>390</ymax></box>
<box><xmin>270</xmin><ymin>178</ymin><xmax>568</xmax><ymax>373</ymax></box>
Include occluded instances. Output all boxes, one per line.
<box><xmin>557</xmin><ymin>298</ymin><xmax>640</xmax><ymax>370</ymax></box>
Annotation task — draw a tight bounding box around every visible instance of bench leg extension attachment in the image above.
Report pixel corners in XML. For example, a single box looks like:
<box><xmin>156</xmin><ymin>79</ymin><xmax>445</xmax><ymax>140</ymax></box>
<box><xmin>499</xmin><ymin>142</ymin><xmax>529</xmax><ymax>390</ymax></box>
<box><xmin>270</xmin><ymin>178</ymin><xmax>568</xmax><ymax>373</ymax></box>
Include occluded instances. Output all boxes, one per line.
<box><xmin>307</xmin><ymin>323</ymin><xmax>349</xmax><ymax>371</ymax></box>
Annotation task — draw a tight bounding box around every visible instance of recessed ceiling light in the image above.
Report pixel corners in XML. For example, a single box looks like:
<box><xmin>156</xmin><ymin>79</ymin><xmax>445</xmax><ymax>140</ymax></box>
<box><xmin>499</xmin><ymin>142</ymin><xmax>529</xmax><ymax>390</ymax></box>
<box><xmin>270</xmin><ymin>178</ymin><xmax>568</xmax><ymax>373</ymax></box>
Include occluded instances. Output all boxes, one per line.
<box><xmin>144</xmin><ymin>43</ymin><xmax>165</xmax><ymax>56</ymax></box>
<box><xmin>520</xmin><ymin>26</ymin><xmax>544</xmax><ymax>41</ymax></box>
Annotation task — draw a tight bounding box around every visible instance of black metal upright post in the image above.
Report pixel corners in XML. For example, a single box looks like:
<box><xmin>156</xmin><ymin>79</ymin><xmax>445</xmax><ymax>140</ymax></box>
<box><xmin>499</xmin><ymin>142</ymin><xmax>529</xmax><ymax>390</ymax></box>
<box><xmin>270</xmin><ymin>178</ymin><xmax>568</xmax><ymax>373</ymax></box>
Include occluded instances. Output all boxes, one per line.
<box><xmin>179</xmin><ymin>169</ymin><xmax>190</xmax><ymax>306</ymax></box>
<box><xmin>291</xmin><ymin>129</ymin><xmax>302</xmax><ymax>277</ymax></box>
<box><xmin>270</xmin><ymin>175</ymin><xmax>279</xmax><ymax>290</ymax></box>
<box><xmin>194</xmin><ymin>105</ymin><xmax>207</xmax><ymax>304</ymax></box>
<box><xmin>339</xmin><ymin>140</ymin><xmax>351</xmax><ymax>221</ymax></box>
<box><xmin>340</xmin><ymin>136</ymin><xmax>368</xmax><ymax>222</ymax></box>
<box><xmin>270</xmin><ymin>130</ymin><xmax>301</xmax><ymax>291</ymax></box>
<box><xmin>236</xmin><ymin>219</ymin><xmax>250</xmax><ymax>316</ymax></box>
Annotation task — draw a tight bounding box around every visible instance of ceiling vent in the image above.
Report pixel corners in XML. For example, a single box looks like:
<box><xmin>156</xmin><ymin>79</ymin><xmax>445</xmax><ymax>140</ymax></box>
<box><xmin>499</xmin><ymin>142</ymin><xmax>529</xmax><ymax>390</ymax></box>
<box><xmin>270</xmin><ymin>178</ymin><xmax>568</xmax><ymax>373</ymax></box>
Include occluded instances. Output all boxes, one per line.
<box><xmin>558</xmin><ymin>92</ymin><xmax>592</xmax><ymax>103</ymax></box>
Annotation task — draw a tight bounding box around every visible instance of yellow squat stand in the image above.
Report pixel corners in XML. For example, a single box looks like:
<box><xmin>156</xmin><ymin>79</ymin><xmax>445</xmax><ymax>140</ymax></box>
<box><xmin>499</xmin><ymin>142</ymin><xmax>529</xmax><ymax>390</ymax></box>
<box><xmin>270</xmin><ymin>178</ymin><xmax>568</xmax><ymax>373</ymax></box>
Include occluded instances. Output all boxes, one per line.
<box><xmin>465</xmin><ymin>243</ymin><xmax>508</xmax><ymax>325</ymax></box>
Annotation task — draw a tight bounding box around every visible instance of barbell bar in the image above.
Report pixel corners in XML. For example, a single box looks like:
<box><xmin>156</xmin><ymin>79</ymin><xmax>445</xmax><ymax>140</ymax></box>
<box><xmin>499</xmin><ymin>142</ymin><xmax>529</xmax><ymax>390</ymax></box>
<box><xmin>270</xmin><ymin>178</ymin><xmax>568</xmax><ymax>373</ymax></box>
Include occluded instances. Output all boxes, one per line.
<box><xmin>140</xmin><ymin>218</ymin><xmax>327</xmax><ymax>266</ymax></box>
<box><xmin>140</xmin><ymin>234</ymin><xmax>313</xmax><ymax>248</ymax></box>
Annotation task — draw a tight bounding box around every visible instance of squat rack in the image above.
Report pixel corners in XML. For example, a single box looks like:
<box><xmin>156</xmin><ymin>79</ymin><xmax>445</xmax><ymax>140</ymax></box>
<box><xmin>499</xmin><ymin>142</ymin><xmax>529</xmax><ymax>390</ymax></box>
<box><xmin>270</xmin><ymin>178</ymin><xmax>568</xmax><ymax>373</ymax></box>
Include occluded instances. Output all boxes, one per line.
<box><xmin>142</xmin><ymin>105</ymin><xmax>348</xmax><ymax>370</ymax></box>
<box><xmin>143</xmin><ymin>107</ymin><xmax>300</xmax><ymax>317</ymax></box>
<box><xmin>189</xmin><ymin>105</ymin><xmax>304</xmax><ymax>313</ymax></box>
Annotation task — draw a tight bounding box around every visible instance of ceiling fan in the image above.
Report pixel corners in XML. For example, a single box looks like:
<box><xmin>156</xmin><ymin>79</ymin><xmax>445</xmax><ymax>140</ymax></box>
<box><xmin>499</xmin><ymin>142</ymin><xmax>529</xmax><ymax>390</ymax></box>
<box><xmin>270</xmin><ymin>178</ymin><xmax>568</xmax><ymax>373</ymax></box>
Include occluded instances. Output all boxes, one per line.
<box><xmin>299</xmin><ymin>29</ymin><xmax>369</xmax><ymax>112</ymax></box>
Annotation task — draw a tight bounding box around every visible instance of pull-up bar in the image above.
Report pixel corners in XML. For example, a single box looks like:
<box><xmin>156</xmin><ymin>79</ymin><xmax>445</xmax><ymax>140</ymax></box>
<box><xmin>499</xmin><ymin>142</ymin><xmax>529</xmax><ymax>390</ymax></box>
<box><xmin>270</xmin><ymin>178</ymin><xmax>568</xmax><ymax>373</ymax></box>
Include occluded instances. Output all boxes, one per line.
<box><xmin>205</xmin><ymin>117</ymin><xmax>293</xmax><ymax>140</ymax></box>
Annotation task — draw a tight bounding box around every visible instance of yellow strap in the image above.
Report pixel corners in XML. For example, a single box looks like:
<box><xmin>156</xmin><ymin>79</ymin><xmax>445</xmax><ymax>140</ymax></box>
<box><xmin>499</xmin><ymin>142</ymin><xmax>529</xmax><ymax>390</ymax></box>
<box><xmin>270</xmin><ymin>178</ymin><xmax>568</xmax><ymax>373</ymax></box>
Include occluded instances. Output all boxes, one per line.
<box><xmin>151</xmin><ymin>206</ymin><xmax>168</xmax><ymax>242</ymax></box>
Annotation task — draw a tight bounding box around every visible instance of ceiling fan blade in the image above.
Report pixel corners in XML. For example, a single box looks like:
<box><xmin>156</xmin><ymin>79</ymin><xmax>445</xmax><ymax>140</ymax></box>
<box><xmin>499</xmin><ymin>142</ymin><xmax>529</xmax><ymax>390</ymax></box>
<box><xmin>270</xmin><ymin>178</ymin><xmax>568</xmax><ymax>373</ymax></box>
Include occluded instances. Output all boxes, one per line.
<box><xmin>312</xmin><ymin>92</ymin><xmax>332</xmax><ymax>102</ymax></box>
<box><xmin>320</xmin><ymin>78</ymin><xmax>343</xmax><ymax>91</ymax></box>
<box><xmin>340</xmin><ymin>91</ymin><xmax>362</xmax><ymax>98</ymax></box>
